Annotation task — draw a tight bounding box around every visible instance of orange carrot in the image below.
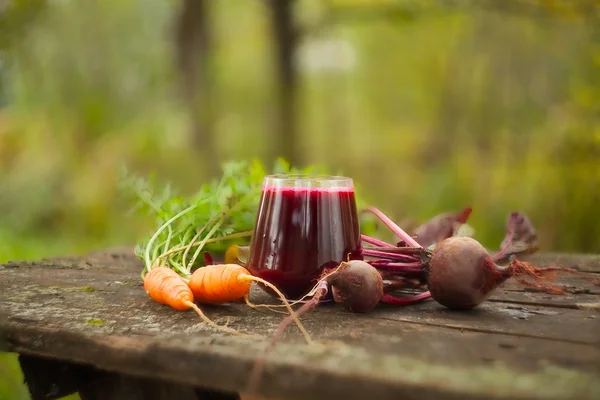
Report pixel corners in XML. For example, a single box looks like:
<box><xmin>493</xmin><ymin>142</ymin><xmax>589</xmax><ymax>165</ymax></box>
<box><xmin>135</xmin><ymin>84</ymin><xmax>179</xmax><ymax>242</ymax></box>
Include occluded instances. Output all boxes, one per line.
<box><xmin>188</xmin><ymin>264</ymin><xmax>312</xmax><ymax>344</ymax></box>
<box><xmin>144</xmin><ymin>267</ymin><xmax>194</xmax><ymax>310</ymax></box>
<box><xmin>188</xmin><ymin>264</ymin><xmax>252</xmax><ymax>304</ymax></box>
<box><xmin>143</xmin><ymin>266</ymin><xmax>242</xmax><ymax>335</ymax></box>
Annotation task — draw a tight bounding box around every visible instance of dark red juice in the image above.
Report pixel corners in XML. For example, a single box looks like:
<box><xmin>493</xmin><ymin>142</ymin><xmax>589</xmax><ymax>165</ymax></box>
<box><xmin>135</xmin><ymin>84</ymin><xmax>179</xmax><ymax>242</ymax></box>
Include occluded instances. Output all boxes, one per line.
<box><xmin>247</xmin><ymin>185</ymin><xmax>362</xmax><ymax>299</ymax></box>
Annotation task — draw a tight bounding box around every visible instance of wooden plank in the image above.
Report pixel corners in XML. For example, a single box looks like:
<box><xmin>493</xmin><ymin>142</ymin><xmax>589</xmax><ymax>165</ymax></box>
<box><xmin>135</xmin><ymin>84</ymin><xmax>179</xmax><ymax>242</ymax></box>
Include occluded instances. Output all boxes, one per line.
<box><xmin>3</xmin><ymin>322</ymin><xmax>599</xmax><ymax>400</ymax></box>
<box><xmin>1</xmin><ymin>252</ymin><xmax>599</xmax><ymax>400</ymax></box>
<box><xmin>2</xmin><ymin>253</ymin><xmax>598</xmax><ymax>344</ymax></box>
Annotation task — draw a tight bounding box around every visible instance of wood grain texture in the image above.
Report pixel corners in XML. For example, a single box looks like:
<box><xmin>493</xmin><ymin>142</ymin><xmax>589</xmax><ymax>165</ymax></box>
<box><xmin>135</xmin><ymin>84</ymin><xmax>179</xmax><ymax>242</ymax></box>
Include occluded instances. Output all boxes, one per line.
<box><xmin>1</xmin><ymin>250</ymin><xmax>599</xmax><ymax>400</ymax></box>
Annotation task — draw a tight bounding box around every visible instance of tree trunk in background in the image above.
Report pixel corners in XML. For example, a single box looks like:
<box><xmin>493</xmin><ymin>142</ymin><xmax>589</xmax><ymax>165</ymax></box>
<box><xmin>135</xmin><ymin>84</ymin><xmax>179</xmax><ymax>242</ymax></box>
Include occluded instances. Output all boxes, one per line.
<box><xmin>175</xmin><ymin>0</ymin><xmax>218</xmax><ymax>177</ymax></box>
<box><xmin>268</xmin><ymin>0</ymin><xmax>301</xmax><ymax>167</ymax></box>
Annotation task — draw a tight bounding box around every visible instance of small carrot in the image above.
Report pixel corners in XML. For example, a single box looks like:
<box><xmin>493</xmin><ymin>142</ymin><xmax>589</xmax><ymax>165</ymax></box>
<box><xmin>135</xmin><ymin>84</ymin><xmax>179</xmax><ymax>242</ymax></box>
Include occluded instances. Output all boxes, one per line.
<box><xmin>143</xmin><ymin>266</ymin><xmax>242</xmax><ymax>335</ymax></box>
<box><xmin>188</xmin><ymin>263</ymin><xmax>252</xmax><ymax>304</ymax></box>
<box><xmin>144</xmin><ymin>266</ymin><xmax>194</xmax><ymax>310</ymax></box>
<box><xmin>188</xmin><ymin>264</ymin><xmax>312</xmax><ymax>344</ymax></box>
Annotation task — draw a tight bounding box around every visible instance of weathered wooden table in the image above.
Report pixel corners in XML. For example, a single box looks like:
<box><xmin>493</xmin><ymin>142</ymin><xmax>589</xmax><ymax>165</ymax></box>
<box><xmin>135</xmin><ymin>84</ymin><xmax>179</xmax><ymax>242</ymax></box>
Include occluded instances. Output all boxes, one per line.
<box><xmin>1</xmin><ymin>249</ymin><xmax>599</xmax><ymax>400</ymax></box>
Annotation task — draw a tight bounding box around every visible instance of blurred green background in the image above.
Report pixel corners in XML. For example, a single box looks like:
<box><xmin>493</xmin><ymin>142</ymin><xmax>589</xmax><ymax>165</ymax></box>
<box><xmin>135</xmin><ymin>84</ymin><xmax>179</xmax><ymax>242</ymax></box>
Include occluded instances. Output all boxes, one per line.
<box><xmin>1</xmin><ymin>0</ymin><xmax>598</xmax><ymax>398</ymax></box>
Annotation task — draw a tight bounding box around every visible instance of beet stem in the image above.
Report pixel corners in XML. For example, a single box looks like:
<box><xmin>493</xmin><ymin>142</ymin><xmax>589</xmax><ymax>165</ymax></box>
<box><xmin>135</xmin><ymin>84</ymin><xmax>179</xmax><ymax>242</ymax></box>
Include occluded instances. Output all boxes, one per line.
<box><xmin>380</xmin><ymin>291</ymin><xmax>431</xmax><ymax>305</ymax></box>
<box><xmin>362</xmin><ymin>207</ymin><xmax>422</xmax><ymax>248</ymax></box>
<box><xmin>373</xmin><ymin>267</ymin><xmax>423</xmax><ymax>276</ymax></box>
<box><xmin>361</xmin><ymin>234</ymin><xmax>394</xmax><ymax>248</ymax></box>
<box><xmin>370</xmin><ymin>262</ymin><xmax>422</xmax><ymax>270</ymax></box>
<box><xmin>492</xmin><ymin>231</ymin><xmax>514</xmax><ymax>262</ymax></box>
<box><xmin>363</xmin><ymin>249</ymin><xmax>420</xmax><ymax>262</ymax></box>
<box><xmin>383</xmin><ymin>277</ymin><xmax>408</xmax><ymax>289</ymax></box>
<box><xmin>368</xmin><ymin>259</ymin><xmax>421</xmax><ymax>266</ymax></box>
<box><xmin>383</xmin><ymin>277</ymin><xmax>424</xmax><ymax>291</ymax></box>
<box><xmin>368</xmin><ymin>246</ymin><xmax>424</xmax><ymax>254</ymax></box>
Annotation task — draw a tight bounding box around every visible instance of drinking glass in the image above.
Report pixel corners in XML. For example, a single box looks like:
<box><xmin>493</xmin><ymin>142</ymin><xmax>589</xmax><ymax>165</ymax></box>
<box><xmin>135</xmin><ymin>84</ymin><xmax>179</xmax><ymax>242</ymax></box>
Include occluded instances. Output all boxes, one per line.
<box><xmin>246</xmin><ymin>174</ymin><xmax>362</xmax><ymax>299</ymax></box>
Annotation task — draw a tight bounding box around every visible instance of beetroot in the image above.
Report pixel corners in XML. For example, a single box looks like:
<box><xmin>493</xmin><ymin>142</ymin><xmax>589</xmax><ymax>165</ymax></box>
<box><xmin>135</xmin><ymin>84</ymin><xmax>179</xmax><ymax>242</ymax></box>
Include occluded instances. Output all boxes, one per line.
<box><xmin>329</xmin><ymin>260</ymin><xmax>384</xmax><ymax>313</ymax></box>
<box><xmin>265</xmin><ymin>260</ymin><xmax>384</xmax><ymax>336</ymax></box>
<box><xmin>426</xmin><ymin>236</ymin><xmax>503</xmax><ymax>309</ymax></box>
<box><xmin>424</xmin><ymin>234</ymin><xmax>598</xmax><ymax>310</ymax></box>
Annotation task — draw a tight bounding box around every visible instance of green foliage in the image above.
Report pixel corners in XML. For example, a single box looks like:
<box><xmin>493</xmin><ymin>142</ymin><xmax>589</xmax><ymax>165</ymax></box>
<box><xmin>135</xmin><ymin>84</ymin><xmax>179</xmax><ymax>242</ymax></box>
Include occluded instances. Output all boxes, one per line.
<box><xmin>124</xmin><ymin>159</ymin><xmax>270</xmax><ymax>274</ymax></box>
<box><xmin>0</xmin><ymin>0</ymin><xmax>46</xmax><ymax>51</ymax></box>
<box><xmin>0</xmin><ymin>353</ymin><xmax>29</xmax><ymax>400</ymax></box>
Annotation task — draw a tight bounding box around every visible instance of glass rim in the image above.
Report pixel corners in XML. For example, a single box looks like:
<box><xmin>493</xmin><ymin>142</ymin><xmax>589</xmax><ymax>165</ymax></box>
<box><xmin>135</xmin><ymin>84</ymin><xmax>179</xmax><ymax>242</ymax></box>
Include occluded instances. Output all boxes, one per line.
<box><xmin>263</xmin><ymin>174</ymin><xmax>353</xmax><ymax>188</ymax></box>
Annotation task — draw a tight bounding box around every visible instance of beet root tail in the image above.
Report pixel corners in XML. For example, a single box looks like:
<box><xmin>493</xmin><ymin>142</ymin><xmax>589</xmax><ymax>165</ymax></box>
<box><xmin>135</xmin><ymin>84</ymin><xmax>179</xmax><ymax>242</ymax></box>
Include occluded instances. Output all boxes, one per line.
<box><xmin>244</xmin><ymin>287</ymin><xmax>327</xmax><ymax>398</ymax></box>
<box><xmin>507</xmin><ymin>259</ymin><xmax>600</xmax><ymax>294</ymax></box>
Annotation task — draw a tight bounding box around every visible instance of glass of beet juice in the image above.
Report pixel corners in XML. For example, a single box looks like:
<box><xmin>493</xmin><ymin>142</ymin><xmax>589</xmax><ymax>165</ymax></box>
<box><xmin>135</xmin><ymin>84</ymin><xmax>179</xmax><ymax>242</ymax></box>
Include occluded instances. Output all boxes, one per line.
<box><xmin>246</xmin><ymin>174</ymin><xmax>362</xmax><ymax>299</ymax></box>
